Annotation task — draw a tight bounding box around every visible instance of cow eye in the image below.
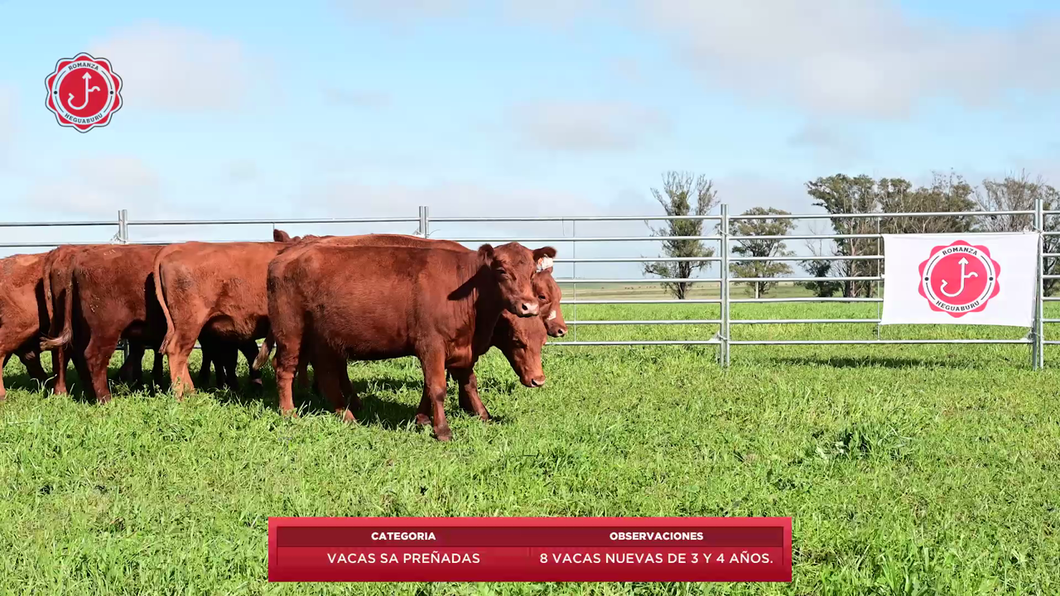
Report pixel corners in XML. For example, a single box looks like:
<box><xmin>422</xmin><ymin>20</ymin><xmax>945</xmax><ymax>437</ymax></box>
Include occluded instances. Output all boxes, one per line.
<box><xmin>538</xmin><ymin>294</ymin><xmax>547</xmax><ymax>301</ymax></box>
<box><xmin>496</xmin><ymin>268</ymin><xmax>508</xmax><ymax>277</ymax></box>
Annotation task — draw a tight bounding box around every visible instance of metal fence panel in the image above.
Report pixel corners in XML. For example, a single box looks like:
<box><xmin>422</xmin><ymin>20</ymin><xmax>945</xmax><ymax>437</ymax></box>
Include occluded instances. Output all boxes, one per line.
<box><xmin>0</xmin><ymin>203</ymin><xmax>1051</xmax><ymax>369</ymax></box>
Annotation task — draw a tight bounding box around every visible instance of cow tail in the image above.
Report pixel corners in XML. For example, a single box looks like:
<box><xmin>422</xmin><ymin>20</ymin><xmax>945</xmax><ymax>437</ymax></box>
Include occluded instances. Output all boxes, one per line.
<box><xmin>252</xmin><ymin>332</ymin><xmax>275</xmax><ymax>371</ymax></box>
<box><xmin>40</xmin><ymin>270</ymin><xmax>74</xmax><ymax>351</ymax></box>
<box><xmin>154</xmin><ymin>251</ymin><xmax>176</xmax><ymax>355</ymax></box>
<box><xmin>41</xmin><ymin>263</ymin><xmax>55</xmax><ymax>335</ymax></box>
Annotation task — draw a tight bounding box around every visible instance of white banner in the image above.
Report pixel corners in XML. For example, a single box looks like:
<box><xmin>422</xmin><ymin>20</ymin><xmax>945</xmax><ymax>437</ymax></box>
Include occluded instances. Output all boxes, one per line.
<box><xmin>880</xmin><ymin>232</ymin><xmax>1040</xmax><ymax>327</ymax></box>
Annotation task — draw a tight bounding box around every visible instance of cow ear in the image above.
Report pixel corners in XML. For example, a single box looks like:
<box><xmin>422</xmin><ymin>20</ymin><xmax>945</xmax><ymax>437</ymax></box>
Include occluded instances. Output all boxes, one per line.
<box><xmin>273</xmin><ymin>229</ymin><xmax>292</xmax><ymax>242</ymax></box>
<box><xmin>478</xmin><ymin>244</ymin><xmax>495</xmax><ymax>266</ymax></box>
<box><xmin>533</xmin><ymin>246</ymin><xmax>557</xmax><ymax>272</ymax></box>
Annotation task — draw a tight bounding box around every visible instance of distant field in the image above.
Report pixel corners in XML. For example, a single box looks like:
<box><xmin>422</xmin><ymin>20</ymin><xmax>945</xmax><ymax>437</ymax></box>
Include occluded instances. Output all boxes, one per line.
<box><xmin>2</xmin><ymin>300</ymin><xmax>1059</xmax><ymax>595</ymax></box>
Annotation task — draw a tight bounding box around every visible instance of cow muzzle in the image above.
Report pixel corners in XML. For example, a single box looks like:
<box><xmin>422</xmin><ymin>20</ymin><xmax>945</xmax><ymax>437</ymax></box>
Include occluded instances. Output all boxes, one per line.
<box><xmin>518</xmin><ymin>301</ymin><xmax>540</xmax><ymax>317</ymax></box>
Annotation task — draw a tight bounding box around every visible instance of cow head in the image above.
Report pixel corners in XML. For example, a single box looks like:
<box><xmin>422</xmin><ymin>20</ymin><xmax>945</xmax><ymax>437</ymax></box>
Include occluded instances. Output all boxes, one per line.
<box><xmin>479</xmin><ymin>243</ymin><xmax>555</xmax><ymax>318</ymax></box>
<box><xmin>533</xmin><ymin>265</ymin><xmax>567</xmax><ymax>338</ymax></box>
<box><xmin>493</xmin><ymin>310</ymin><xmax>548</xmax><ymax>388</ymax></box>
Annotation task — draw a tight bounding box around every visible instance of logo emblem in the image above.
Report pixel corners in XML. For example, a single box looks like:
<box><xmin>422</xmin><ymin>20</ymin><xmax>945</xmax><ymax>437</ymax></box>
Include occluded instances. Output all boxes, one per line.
<box><xmin>918</xmin><ymin>240</ymin><xmax>1001</xmax><ymax>318</ymax></box>
<box><xmin>45</xmin><ymin>53</ymin><xmax>123</xmax><ymax>133</ymax></box>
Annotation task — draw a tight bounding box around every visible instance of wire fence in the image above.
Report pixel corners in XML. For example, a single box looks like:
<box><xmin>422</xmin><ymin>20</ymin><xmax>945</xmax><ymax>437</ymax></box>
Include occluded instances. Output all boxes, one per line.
<box><xmin>1</xmin><ymin>201</ymin><xmax>1053</xmax><ymax>369</ymax></box>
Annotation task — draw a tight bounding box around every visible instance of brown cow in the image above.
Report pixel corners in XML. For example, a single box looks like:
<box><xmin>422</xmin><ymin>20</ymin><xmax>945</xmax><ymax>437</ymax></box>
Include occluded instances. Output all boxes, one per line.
<box><xmin>41</xmin><ymin>245</ymin><xmax>162</xmax><ymax>393</ymax></box>
<box><xmin>41</xmin><ymin>244</ymin><xmax>168</xmax><ymax>402</ymax></box>
<box><xmin>42</xmin><ymin>244</ymin><xmax>171</xmax><ymax>395</ymax></box>
<box><xmin>153</xmin><ymin>230</ymin><xmax>297</xmax><ymax>399</ymax></box>
<box><xmin>266</xmin><ymin>241</ymin><xmax>553</xmax><ymax>441</ymax></box>
<box><xmin>0</xmin><ymin>254</ymin><xmax>50</xmax><ymax>399</ymax></box>
<box><xmin>253</xmin><ymin>234</ymin><xmax>564</xmax><ymax>420</ymax></box>
<box><xmin>191</xmin><ymin>229</ymin><xmax>296</xmax><ymax>392</ymax></box>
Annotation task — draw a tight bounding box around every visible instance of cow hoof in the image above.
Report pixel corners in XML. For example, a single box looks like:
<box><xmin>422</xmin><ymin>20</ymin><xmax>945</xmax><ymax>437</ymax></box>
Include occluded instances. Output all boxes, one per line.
<box><xmin>415</xmin><ymin>413</ymin><xmax>431</xmax><ymax>426</ymax></box>
<box><xmin>434</xmin><ymin>426</ymin><xmax>452</xmax><ymax>442</ymax></box>
<box><xmin>478</xmin><ymin>411</ymin><xmax>490</xmax><ymax>423</ymax></box>
<box><xmin>337</xmin><ymin>409</ymin><xmax>356</xmax><ymax>423</ymax></box>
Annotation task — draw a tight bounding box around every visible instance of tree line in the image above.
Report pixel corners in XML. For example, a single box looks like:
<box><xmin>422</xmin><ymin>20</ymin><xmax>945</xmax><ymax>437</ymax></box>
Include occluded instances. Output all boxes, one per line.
<box><xmin>644</xmin><ymin>170</ymin><xmax>1060</xmax><ymax>299</ymax></box>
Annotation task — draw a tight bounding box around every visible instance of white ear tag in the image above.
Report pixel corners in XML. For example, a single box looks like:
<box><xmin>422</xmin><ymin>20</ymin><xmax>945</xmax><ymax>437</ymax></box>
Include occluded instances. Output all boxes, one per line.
<box><xmin>536</xmin><ymin>257</ymin><xmax>554</xmax><ymax>272</ymax></box>
<box><xmin>547</xmin><ymin>310</ymin><xmax>557</xmax><ymax>321</ymax></box>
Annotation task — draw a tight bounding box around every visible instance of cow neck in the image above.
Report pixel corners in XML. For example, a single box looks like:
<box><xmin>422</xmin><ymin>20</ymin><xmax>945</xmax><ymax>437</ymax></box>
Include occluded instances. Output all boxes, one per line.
<box><xmin>466</xmin><ymin>259</ymin><xmax>504</xmax><ymax>360</ymax></box>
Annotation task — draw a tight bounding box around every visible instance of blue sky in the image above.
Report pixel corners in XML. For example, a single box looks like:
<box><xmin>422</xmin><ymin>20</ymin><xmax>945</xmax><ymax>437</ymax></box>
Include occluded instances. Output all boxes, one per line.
<box><xmin>1</xmin><ymin>0</ymin><xmax>1059</xmax><ymax>271</ymax></box>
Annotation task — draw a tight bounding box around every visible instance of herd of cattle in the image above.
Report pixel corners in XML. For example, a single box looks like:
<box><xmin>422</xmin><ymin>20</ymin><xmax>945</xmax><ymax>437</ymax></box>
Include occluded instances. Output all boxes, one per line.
<box><xmin>0</xmin><ymin>232</ymin><xmax>565</xmax><ymax>441</ymax></box>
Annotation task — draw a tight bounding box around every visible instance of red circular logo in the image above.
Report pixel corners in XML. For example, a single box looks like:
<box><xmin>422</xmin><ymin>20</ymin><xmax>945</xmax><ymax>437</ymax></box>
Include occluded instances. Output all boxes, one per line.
<box><xmin>45</xmin><ymin>53</ymin><xmax>123</xmax><ymax>133</ymax></box>
<box><xmin>918</xmin><ymin>240</ymin><xmax>1001</xmax><ymax>318</ymax></box>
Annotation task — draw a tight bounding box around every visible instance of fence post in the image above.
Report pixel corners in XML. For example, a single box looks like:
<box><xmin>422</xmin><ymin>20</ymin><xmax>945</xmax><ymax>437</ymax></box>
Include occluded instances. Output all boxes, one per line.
<box><xmin>1034</xmin><ymin>196</ymin><xmax>1045</xmax><ymax>370</ymax></box>
<box><xmin>418</xmin><ymin>206</ymin><xmax>430</xmax><ymax>238</ymax></box>
<box><xmin>720</xmin><ymin>204</ymin><xmax>730</xmax><ymax>368</ymax></box>
<box><xmin>118</xmin><ymin>209</ymin><xmax>129</xmax><ymax>245</ymax></box>
<box><xmin>117</xmin><ymin>209</ymin><xmax>130</xmax><ymax>365</ymax></box>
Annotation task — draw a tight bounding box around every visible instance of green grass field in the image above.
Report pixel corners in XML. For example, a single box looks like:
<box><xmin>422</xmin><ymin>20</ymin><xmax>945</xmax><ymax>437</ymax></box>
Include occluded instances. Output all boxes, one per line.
<box><xmin>2</xmin><ymin>287</ymin><xmax>1059</xmax><ymax>595</ymax></box>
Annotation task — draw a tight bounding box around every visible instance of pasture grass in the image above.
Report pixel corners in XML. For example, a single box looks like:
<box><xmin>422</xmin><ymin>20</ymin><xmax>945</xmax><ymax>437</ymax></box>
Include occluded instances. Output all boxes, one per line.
<box><xmin>1</xmin><ymin>297</ymin><xmax>1060</xmax><ymax>595</ymax></box>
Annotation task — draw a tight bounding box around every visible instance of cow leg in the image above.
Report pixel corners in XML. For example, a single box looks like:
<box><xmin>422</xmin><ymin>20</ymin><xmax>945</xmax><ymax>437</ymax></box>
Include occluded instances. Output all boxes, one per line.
<box><xmin>296</xmin><ymin>349</ymin><xmax>312</xmax><ymax>391</ymax></box>
<box><xmin>198</xmin><ymin>337</ymin><xmax>220</xmax><ymax>388</ymax></box>
<box><xmin>453</xmin><ymin>367</ymin><xmax>490</xmax><ymax>422</ymax></box>
<box><xmin>120</xmin><ymin>343</ymin><xmax>147</xmax><ymax>389</ymax></box>
<box><xmin>165</xmin><ymin>329</ymin><xmax>203</xmax><ymax>401</ymax></box>
<box><xmin>51</xmin><ymin>348</ymin><xmax>69</xmax><ymax>396</ymax></box>
<box><xmin>340</xmin><ymin>365</ymin><xmax>360</xmax><ymax>411</ymax></box>
<box><xmin>17</xmin><ymin>349</ymin><xmax>50</xmax><ymax>386</ymax></box>
<box><xmin>273</xmin><ymin>334</ymin><xmax>302</xmax><ymax>417</ymax></box>
<box><xmin>0</xmin><ymin>345</ymin><xmax>9</xmax><ymax>401</ymax></box>
<box><xmin>316</xmin><ymin>351</ymin><xmax>355</xmax><ymax>423</ymax></box>
<box><xmin>418</xmin><ymin>351</ymin><xmax>451</xmax><ymax>442</ymax></box>
<box><xmin>220</xmin><ymin>343</ymin><xmax>240</xmax><ymax>392</ymax></box>
<box><xmin>151</xmin><ymin>350</ymin><xmax>165</xmax><ymax>389</ymax></box>
<box><xmin>239</xmin><ymin>340</ymin><xmax>264</xmax><ymax>391</ymax></box>
<box><xmin>84</xmin><ymin>334</ymin><xmax>119</xmax><ymax>404</ymax></box>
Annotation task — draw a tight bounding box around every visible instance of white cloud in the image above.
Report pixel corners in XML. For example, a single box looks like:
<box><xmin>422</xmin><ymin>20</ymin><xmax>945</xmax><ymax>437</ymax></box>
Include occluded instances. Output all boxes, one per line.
<box><xmin>90</xmin><ymin>22</ymin><xmax>254</xmax><ymax>112</ymax></box>
<box><xmin>508</xmin><ymin>101</ymin><xmax>668</xmax><ymax>152</ymax></box>
<box><xmin>788</xmin><ymin>120</ymin><xmax>869</xmax><ymax>166</ymax></box>
<box><xmin>27</xmin><ymin>156</ymin><xmax>162</xmax><ymax>217</ymax></box>
<box><xmin>635</xmin><ymin>0</ymin><xmax>1060</xmax><ymax>118</ymax></box>
<box><xmin>332</xmin><ymin>0</ymin><xmax>1060</xmax><ymax>118</ymax></box>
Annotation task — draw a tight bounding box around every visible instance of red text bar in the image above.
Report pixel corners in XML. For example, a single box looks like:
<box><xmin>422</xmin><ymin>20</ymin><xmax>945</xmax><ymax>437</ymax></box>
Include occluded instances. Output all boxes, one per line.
<box><xmin>268</xmin><ymin>517</ymin><xmax>792</xmax><ymax>582</ymax></box>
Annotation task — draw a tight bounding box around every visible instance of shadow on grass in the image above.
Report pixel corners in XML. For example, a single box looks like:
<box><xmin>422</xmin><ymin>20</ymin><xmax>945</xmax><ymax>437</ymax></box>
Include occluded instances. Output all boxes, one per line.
<box><xmin>767</xmin><ymin>355</ymin><xmax>1008</xmax><ymax>370</ymax></box>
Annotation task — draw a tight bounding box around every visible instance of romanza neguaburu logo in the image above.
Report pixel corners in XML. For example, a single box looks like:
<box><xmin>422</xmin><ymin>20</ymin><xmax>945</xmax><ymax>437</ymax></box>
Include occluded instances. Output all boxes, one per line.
<box><xmin>45</xmin><ymin>52</ymin><xmax>124</xmax><ymax>133</ymax></box>
<box><xmin>918</xmin><ymin>240</ymin><xmax>1001</xmax><ymax>318</ymax></box>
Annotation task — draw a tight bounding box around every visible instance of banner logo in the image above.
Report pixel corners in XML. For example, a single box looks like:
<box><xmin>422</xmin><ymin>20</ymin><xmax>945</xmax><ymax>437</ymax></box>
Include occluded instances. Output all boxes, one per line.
<box><xmin>45</xmin><ymin>53</ymin><xmax>124</xmax><ymax>133</ymax></box>
<box><xmin>918</xmin><ymin>240</ymin><xmax>1001</xmax><ymax>318</ymax></box>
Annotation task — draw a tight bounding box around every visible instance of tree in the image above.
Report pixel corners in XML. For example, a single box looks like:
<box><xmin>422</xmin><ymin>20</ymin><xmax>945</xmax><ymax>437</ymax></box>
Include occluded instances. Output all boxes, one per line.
<box><xmin>975</xmin><ymin>171</ymin><xmax>1060</xmax><ymax>294</ymax></box>
<box><xmin>729</xmin><ymin>207</ymin><xmax>795</xmax><ymax>298</ymax></box>
<box><xmin>805</xmin><ymin>174</ymin><xmax>880</xmax><ymax>298</ymax></box>
<box><xmin>642</xmin><ymin>172</ymin><xmax>720</xmax><ymax>299</ymax></box>
<box><xmin>878</xmin><ymin>171</ymin><xmax>977</xmax><ymax>234</ymax></box>
<box><xmin>806</xmin><ymin>171</ymin><xmax>979</xmax><ymax>297</ymax></box>
<box><xmin>798</xmin><ymin>221</ymin><xmax>844</xmax><ymax>297</ymax></box>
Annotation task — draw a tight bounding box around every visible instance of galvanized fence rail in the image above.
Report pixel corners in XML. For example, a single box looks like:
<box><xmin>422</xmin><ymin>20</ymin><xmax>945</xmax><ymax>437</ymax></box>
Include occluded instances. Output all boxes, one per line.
<box><xmin>1</xmin><ymin>201</ymin><xmax>1052</xmax><ymax>369</ymax></box>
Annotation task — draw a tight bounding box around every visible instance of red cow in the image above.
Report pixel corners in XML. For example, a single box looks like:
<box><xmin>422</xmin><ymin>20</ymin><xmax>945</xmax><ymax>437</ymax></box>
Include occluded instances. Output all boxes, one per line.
<box><xmin>0</xmin><ymin>254</ymin><xmax>50</xmax><ymax>399</ymax></box>
<box><xmin>253</xmin><ymin>234</ymin><xmax>564</xmax><ymax>420</ymax></box>
<box><xmin>153</xmin><ymin>230</ymin><xmax>297</xmax><ymax>399</ymax></box>
<box><xmin>266</xmin><ymin>241</ymin><xmax>553</xmax><ymax>440</ymax></box>
<box><xmin>41</xmin><ymin>244</ymin><xmax>168</xmax><ymax>402</ymax></box>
